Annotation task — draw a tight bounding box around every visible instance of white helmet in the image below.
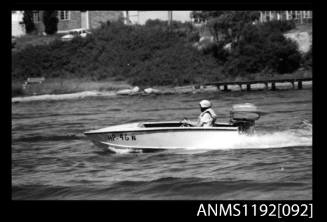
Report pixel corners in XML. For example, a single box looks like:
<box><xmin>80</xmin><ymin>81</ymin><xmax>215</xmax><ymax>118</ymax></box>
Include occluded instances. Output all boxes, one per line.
<box><xmin>199</xmin><ymin>100</ymin><xmax>212</xmax><ymax>108</ymax></box>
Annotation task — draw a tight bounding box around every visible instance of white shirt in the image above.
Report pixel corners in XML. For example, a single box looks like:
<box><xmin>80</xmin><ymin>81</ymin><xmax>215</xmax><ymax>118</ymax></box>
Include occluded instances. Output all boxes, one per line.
<box><xmin>198</xmin><ymin>108</ymin><xmax>217</xmax><ymax>127</ymax></box>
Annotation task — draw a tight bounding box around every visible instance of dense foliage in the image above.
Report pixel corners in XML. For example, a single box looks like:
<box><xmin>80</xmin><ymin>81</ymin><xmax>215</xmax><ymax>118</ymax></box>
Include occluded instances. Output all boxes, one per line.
<box><xmin>12</xmin><ymin>21</ymin><xmax>222</xmax><ymax>86</ymax></box>
<box><xmin>208</xmin><ymin>11</ymin><xmax>260</xmax><ymax>43</ymax></box>
<box><xmin>12</xmin><ymin>13</ymin><xmax>309</xmax><ymax>87</ymax></box>
<box><xmin>221</xmin><ymin>21</ymin><xmax>301</xmax><ymax>75</ymax></box>
<box><xmin>199</xmin><ymin>12</ymin><xmax>302</xmax><ymax>76</ymax></box>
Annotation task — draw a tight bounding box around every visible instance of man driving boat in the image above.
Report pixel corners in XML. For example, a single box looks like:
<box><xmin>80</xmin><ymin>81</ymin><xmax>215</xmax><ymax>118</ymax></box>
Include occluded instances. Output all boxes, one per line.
<box><xmin>182</xmin><ymin>100</ymin><xmax>217</xmax><ymax>127</ymax></box>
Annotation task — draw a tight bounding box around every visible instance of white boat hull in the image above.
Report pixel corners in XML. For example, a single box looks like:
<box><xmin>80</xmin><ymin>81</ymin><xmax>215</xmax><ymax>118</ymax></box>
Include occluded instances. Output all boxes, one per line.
<box><xmin>84</xmin><ymin>104</ymin><xmax>263</xmax><ymax>152</ymax></box>
<box><xmin>84</xmin><ymin>122</ymin><xmax>240</xmax><ymax>152</ymax></box>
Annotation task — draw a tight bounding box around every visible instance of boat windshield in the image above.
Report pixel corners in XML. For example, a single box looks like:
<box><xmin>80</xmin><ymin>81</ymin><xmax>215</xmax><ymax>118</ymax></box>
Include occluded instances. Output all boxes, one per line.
<box><xmin>140</xmin><ymin>122</ymin><xmax>234</xmax><ymax>128</ymax></box>
<box><xmin>142</xmin><ymin>122</ymin><xmax>182</xmax><ymax>128</ymax></box>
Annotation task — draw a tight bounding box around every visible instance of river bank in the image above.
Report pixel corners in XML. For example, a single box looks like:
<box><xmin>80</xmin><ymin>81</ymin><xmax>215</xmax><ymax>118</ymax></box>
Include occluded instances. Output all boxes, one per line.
<box><xmin>12</xmin><ymin>74</ymin><xmax>312</xmax><ymax>103</ymax></box>
<box><xmin>13</xmin><ymin>69</ymin><xmax>312</xmax><ymax>95</ymax></box>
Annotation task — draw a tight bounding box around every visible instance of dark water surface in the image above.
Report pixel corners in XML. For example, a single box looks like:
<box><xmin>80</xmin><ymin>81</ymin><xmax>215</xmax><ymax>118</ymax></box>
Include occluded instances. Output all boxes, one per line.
<box><xmin>12</xmin><ymin>89</ymin><xmax>312</xmax><ymax>200</ymax></box>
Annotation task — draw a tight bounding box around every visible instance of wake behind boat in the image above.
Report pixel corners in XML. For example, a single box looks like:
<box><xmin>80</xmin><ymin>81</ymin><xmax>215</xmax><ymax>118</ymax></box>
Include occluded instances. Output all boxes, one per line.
<box><xmin>84</xmin><ymin>103</ymin><xmax>264</xmax><ymax>153</ymax></box>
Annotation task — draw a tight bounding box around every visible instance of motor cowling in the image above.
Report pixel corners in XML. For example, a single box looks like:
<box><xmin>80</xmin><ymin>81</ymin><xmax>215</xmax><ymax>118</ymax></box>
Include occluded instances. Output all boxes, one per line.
<box><xmin>230</xmin><ymin>103</ymin><xmax>261</xmax><ymax>135</ymax></box>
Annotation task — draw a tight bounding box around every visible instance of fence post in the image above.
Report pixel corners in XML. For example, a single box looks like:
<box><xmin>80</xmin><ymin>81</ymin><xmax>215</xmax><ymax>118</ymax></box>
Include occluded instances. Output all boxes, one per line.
<box><xmin>298</xmin><ymin>80</ymin><xmax>303</xmax><ymax>89</ymax></box>
<box><xmin>246</xmin><ymin>84</ymin><xmax>251</xmax><ymax>91</ymax></box>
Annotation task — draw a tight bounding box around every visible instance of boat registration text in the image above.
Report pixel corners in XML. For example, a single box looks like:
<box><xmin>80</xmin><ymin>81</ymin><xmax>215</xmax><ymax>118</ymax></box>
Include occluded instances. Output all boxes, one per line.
<box><xmin>108</xmin><ymin>134</ymin><xmax>137</xmax><ymax>141</ymax></box>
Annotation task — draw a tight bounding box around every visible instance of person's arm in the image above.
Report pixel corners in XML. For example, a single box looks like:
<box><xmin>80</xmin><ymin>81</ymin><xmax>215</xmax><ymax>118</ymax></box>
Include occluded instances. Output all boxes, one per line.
<box><xmin>182</xmin><ymin>112</ymin><xmax>213</xmax><ymax>127</ymax></box>
<box><xmin>189</xmin><ymin>120</ymin><xmax>199</xmax><ymax>126</ymax></box>
<box><xmin>181</xmin><ymin>118</ymin><xmax>197</xmax><ymax>126</ymax></box>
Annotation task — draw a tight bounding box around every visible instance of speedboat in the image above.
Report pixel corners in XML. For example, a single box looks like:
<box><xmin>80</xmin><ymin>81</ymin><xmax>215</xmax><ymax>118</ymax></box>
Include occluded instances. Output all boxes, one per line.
<box><xmin>84</xmin><ymin>103</ymin><xmax>263</xmax><ymax>153</ymax></box>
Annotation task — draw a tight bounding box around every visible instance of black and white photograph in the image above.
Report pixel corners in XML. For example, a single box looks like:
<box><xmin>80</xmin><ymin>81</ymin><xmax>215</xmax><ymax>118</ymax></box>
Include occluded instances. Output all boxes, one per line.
<box><xmin>12</xmin><ymin>10</ymin><xmax>312</xmax><ymax>201</ymax></box>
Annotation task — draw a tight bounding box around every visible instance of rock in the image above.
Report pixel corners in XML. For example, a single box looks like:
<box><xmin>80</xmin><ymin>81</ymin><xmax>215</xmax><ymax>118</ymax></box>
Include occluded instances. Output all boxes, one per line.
<box><xmin>129</xmin><ymin>86</ymin><xmax>140</xmax><ymax>95</ymax></box>
<box><xmin>132</xmin><ymin>86</ymin><xmax>140</xmax><ymax>92</ymax></box>
<box><xmin>144</xmin><ymin>88</ymin><xmax>160</xmax><ymax>94</ymax></box>
<box><xmin>116</xmin><ymin>86</ymin><xmax>140</xmax><ymax>95</ymax></box>
<box><xmin>116</xmin><ymin>89</ymin><xmax>133</xmax><ymax>95</ymax></box>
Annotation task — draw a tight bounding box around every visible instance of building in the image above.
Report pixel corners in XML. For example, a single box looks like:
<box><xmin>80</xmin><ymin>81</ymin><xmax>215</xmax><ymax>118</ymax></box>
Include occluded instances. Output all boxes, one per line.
<box><xmin>32</xmin><ymin>11</ymin><xmax>123</xmax><ymax>34</ymax></box>
<box><xmin>189</xmin><ymin>11</ymin><xmax>312</xmax><ymax>25</ymax></box>
<box><xmin>123</xmin><ymin>11</ymin><xmax>192</xmax><ymax>25</ymax></box>
<box><xmin>259</xmin><ymin>11</ymin><xmax>312</xmax><ymax>23</ymax></box>
<box><xmin>11</xmin><ymin>11</ymin><xmax>25</xmax><ymax>36</ymax></box>
<box><xmin>15</xmin><ymin>11</ymin><xmax>192</xmax><ymax>36</ymax></box>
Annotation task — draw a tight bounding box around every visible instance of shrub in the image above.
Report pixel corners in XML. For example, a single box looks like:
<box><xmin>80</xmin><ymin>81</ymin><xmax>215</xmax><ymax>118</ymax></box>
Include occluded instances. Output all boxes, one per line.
<box><xmin>187</xmin><ymin>31</ymin><xmax>200</xmax><ymax>42</ymax></box>
<box><xmin>126</xmin><ymin>38</ymin><xmax>222</xmax><ymax>86</ymax></box>
<box><xmin>12</xmin><ymin>21</ymin><xmax>220</xmax><ymax>86</ymax></box>
<box><xmin>302</xmin><ymin>46</ymin><xmax>312</xmax><ymax>70</ymax></box>
<box><xmin>259</xmin><ymin>20</ymin><xmax>296</xmax><ymax>33</ymax></box>
<box><xmin>223</xmin><ymin>22</ymin><xmax>302</xmax><ymax>76</ymax></box>
<box><xmin>12</xmin><ymin>84</ymin><xmax>25</xmax><ymax>97</ymax></box>
<box><xmin>200</xmin><ymin>41</ymin><xmax>217</xmax><ymax>54</ymax></box>
<box><xmin>267</xmin><ymin>38</ymin><xmax>302</xmax><ymax>73</ymax></box>
<box><xmin>212</xmin><ymin>42</ymin><xmax>230</xmax><ymax>64</ymax></box>
<box><xmin>145</xmin><ymin>19</ymin><xmax>168</xmax><ymax>28</ymax></box>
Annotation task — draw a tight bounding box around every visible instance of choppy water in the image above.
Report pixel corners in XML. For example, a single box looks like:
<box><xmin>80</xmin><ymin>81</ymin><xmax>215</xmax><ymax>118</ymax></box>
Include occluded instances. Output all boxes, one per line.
<box><xmin>12</xmin><ymin>89</ymin><xmax>312</xmax><ymax>200</ymax></box>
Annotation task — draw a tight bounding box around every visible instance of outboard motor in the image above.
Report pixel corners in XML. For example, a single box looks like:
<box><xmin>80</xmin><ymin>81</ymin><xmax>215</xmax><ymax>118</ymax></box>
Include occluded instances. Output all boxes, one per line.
<box><xmin>230</xmin><ymin>103</ymin><xmax>261</xmax><ymax>135</ymax></box>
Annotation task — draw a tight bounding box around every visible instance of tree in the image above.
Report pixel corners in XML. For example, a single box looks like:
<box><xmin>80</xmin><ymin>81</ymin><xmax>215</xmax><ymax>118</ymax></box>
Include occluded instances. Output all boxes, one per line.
<box><xmin>22</xmin><ymin>11</ymin><xmax>35</xmax><ymax>33</ymax></box>
<box><xmin>190</xmin><ymin>11</ymin><xmax>225</xmax><ymax>22</ymax></box>
<box><xmin>191</xmin><ymin>11</ymin><xmax>260</xmax><ymax>44</ymax></box>
<box><xmin>223</xmin><ymin>22</ymin><xmax>301</xmax><ymax>75</ymax></box>
<box><xmin>42</xmin><ymin>11</ymin><xmax>58</xmax><ymax>35</ymax></box>
<box><xmin>208</xmin><ymin>11</ymin><xmax>260</xmax><ymax>43</ymax></box>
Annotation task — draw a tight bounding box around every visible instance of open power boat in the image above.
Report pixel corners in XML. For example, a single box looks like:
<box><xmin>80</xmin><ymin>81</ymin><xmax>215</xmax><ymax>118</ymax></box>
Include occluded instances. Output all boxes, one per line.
<box><xmin>84</xmin><ymin>103</ymin><xmax>264</xmax><ymax>153</ymax></box>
